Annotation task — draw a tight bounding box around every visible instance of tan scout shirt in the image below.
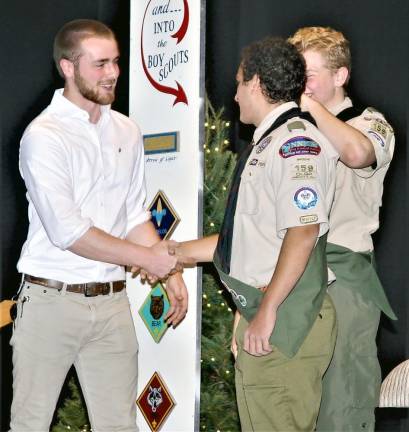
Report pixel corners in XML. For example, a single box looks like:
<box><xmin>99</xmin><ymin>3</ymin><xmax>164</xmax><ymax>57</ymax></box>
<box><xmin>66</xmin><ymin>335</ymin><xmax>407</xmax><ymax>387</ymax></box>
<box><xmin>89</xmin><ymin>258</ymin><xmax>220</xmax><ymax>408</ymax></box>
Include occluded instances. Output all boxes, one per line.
<box><xmin>328</xmin><ymin>97</ymin><xmax>394</xmax><ymax>252</ymax></box>
<box><xmin>229</xmin><ymin>102</ymin><xmax>338</xmax><ymax>287</ymax></box>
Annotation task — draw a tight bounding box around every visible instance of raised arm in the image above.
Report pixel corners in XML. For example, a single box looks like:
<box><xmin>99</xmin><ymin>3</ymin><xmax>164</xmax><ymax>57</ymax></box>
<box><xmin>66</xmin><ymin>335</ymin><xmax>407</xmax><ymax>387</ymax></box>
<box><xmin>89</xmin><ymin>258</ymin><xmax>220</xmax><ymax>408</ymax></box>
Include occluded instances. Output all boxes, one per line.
<box><xmin>301</xmin><ymin>95</ymin><xmax>375</xmax><ymax>168</ymax></box>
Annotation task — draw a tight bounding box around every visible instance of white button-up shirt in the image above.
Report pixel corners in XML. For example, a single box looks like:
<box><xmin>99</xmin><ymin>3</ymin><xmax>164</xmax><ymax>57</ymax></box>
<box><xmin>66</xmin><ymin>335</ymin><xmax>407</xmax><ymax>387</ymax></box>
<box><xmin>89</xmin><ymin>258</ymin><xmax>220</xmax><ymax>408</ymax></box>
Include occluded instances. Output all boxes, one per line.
<box><xmin>17</xmin><ymin>89</ymin><xmax>150</xmax><ymax>283</ymax></box>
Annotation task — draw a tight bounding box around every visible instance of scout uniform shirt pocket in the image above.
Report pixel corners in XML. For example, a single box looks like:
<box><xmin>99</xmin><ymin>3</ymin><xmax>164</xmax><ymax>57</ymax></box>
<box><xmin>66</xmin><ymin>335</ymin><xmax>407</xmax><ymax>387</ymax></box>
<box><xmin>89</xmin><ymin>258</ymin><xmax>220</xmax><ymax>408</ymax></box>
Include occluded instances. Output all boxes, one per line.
<box><xmin>237</xmin><ymin>158</ymin><xmax>265</xmax><ymax>215</ymax></box>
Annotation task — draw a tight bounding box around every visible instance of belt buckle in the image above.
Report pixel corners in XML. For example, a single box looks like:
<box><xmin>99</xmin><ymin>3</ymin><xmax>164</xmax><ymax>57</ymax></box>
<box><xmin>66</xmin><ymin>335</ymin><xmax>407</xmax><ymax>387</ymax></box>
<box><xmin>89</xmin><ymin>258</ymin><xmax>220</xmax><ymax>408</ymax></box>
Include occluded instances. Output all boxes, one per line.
<box><xmin>84</xmin><ymin>284</ymin><xmax>97</xmax><ymax>297</ymax></box>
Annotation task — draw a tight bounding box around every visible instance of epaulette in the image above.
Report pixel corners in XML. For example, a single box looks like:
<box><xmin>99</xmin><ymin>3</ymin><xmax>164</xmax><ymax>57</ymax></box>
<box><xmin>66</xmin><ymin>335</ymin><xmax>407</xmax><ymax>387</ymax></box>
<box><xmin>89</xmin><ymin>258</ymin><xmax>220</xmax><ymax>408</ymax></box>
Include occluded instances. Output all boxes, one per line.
<box><xmin>287</xmin><ymin>120</ymin><xmax>306</xmax><ymax>132</ymax></box>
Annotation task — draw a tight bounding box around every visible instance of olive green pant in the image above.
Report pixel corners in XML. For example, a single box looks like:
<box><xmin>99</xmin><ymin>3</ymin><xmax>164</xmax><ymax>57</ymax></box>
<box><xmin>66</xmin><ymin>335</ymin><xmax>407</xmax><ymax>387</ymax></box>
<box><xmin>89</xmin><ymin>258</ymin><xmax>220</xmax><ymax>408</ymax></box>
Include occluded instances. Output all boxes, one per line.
<box><xmin>235</xmin><ymin>295</ymin><xmax>336</xmax><ymax>432</ymax></box>
<box><xmin>316</xmin><ymin>279</ymin><xmax>381</xmax><ymax>432</ymax></box>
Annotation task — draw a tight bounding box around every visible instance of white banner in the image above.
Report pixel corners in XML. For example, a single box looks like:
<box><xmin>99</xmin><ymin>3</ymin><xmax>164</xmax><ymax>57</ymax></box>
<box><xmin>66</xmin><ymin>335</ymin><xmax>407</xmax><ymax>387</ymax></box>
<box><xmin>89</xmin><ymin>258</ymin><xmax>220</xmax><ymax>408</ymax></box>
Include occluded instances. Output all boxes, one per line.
<box><xmin>128</xmin><ymin>0</ymin><xmax>204</xmax><ymax>430</ymax></box>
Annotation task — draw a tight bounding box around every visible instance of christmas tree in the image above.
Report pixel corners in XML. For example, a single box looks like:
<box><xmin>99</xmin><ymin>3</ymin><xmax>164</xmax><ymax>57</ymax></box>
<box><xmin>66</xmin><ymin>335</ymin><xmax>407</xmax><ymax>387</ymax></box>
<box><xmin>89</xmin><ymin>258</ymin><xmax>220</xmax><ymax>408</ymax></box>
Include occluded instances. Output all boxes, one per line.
<box><xmin>51</xmin><ymin>98</ymin><xmax>239</xmax><ymax>431</ymax></box>
<box><xmin>199</xmin><ymin>98</ymin><xmax>239</xmax><ymax>431</ymax></box>
<box><xmin>52</xmin><ymin>375</ymin><xmax>89</xmax><ymax>432</ymax></box>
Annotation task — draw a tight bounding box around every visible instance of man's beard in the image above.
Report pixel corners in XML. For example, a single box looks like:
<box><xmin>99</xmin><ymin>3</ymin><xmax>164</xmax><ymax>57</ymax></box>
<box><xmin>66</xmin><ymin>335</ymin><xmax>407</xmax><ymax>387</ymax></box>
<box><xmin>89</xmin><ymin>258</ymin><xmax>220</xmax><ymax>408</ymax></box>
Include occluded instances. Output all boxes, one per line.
<box><xmin>74</xmin><ymin>69</ymin><xmax>116</xmax><ymax>105</ymax></box>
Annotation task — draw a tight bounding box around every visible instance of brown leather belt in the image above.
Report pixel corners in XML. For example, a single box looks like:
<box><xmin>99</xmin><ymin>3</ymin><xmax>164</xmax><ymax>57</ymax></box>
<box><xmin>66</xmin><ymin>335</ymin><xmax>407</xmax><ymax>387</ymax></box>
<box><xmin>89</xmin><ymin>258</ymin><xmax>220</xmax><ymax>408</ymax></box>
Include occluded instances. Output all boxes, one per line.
<box><xmin>24</xmin><ymin>274</ymin><xmax>125</xmax><ymax>297</ymax></box>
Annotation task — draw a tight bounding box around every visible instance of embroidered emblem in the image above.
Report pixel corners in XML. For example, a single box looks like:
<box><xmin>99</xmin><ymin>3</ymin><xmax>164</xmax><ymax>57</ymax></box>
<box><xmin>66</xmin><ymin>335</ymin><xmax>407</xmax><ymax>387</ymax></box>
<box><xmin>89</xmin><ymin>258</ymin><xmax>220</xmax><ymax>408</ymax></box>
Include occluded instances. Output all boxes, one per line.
<box><xmin>291</xmin><ymin>160</ymin><xmax>317</xmax><ymax>180</ymax></box>
<box><xmin>367</xmin><ymin>130</ymin><xmax>385</xmax><ymax>148</ymax></box>
<box><xmin>139</xmin><ymin>283</ymin><xmax>170</xmax><ymax>343</ymax></box>
<box><xmin>294</xmin><ymin>187</ymin><xmax>318</xmax><ymax>210</ymax></box>
<box><xmin>137</xmin><ymin>372</ymin><xmax>176</xmax><ymax>431</ymax></box>
<box><xmin>255</xmin><ymin>136</ymin><xmax>272</xmax><ymax>154</ymax></box>
<box><xmin>148</xmin><ymin>190</ymin><xmax>180</xmax><ymax>240</ymax></box>
<box><xmin>300</xmin><ymin>214</ymin><xmax>318</xmax><ymax>224</ymax></box>
<box><xmin>279</xmin><ymin>136</ymin><xmax>321</xmax><ymax>158</ymax></box>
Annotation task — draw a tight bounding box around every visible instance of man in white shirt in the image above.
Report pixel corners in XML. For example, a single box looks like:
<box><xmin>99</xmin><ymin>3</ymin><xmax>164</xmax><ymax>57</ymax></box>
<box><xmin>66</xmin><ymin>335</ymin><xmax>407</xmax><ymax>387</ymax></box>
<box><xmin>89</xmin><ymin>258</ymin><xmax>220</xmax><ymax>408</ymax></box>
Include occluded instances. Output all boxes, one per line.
<box><xmin>289</xmin><ymin>26</ymin><xmax>396</xmax><ymax>431</ymax></box>
<box><xmin>10</xmin><ymin>19</ymin><xmax>188</xmax><ymax>432</ymax></box>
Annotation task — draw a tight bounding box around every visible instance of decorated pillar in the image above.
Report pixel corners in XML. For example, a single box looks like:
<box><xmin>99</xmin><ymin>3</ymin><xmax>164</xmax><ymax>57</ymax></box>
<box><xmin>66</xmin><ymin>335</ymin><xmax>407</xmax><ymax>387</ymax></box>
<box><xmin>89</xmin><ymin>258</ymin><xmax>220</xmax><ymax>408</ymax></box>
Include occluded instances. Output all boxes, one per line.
<box><xmin>127</xmin><ymin>0</ymin><xmax>204</xmax><ymax>430</ymax></box>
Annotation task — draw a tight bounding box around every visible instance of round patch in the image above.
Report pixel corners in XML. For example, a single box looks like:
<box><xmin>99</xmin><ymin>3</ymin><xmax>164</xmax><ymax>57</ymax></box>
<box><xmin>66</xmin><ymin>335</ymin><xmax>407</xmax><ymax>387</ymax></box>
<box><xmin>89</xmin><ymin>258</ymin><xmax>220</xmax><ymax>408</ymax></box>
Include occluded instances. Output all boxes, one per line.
<box><xmin>294</xmin><ymin>187</ymin><xmax>318</xmax><ymax>210</ymax></box>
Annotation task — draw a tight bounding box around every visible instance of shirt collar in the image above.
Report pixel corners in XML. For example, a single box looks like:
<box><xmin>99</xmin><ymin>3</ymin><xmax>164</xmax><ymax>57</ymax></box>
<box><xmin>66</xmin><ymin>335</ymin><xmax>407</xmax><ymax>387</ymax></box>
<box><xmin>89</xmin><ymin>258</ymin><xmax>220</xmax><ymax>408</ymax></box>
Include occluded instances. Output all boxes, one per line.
<box><xmin>47</xmin><ymin>89</ymin><xmax>111</xmax><ymax>124</ymax></box>
<box><xmin>328</xmin><ymin>96</ymin><xmax>353</xmax><ymax>116</ymax></box>
<box><xmin>253</xmin><ymin>101</ymin><xmax>298</xmax><ymax>144</ymax></box>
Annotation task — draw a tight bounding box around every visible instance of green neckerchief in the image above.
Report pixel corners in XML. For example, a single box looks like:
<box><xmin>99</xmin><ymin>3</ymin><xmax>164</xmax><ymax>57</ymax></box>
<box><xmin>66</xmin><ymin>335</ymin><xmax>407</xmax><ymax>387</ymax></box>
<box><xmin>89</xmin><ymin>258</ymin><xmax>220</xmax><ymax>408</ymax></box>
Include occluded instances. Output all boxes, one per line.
<box><xmin>213</xmin><ymin>235</ymin><xmax>328</xmax><ymax>358</ymax></box>
<box><xmin>326</xmin><ymin>242</ymin><xmax>397</xmax><ymax>320</ymax></box>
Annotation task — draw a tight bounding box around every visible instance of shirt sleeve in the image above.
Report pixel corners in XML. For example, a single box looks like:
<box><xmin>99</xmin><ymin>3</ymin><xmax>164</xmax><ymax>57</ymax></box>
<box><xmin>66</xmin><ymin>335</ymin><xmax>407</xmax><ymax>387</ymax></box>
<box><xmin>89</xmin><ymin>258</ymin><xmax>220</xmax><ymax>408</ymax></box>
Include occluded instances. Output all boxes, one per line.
<box><xmin>125</xmin><ymin>128</ymin><xmax>151</xmax><ymax>234</ymax></box>
<box><xmin>349</xmin><ymin>109</ymin><xmax>395</xmax><ymax>178</ymax></box>
<box><xmin>19</xmin><ymin>129</ymin><xmax>93</xmax><ymax>250</ymax></box>
<box><xmin>271</xmin><ymin>130</ymin><xmax>334</xmax><ymax>239</ymax></box>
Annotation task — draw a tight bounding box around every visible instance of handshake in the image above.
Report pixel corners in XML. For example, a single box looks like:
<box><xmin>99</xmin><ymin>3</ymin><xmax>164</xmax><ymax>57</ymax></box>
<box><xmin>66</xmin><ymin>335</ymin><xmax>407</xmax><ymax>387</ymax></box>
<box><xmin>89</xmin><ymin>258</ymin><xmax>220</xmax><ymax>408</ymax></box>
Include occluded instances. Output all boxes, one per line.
<box><xmin>131</xmin><ymin>240</ymin><xmax>194</xmax><ymax>284</ymax></box>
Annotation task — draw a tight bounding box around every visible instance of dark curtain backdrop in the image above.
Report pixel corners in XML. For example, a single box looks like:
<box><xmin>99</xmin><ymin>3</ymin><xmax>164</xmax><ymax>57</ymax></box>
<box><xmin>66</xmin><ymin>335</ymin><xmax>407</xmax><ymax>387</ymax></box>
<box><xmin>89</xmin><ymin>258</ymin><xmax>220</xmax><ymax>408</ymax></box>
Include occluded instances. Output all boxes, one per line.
<box><xmin>2</xmin><ymin>0</ymin><xmax>408</xmax><ymax>430</ymax></box>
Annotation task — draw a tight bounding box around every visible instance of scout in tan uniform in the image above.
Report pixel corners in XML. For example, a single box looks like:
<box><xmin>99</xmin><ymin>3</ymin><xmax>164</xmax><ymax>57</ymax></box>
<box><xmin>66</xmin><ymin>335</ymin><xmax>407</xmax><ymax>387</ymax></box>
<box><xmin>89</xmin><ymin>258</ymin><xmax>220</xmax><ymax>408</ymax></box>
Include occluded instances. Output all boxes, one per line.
<box><xmin>289</xmin><ymin>26</ymin><xmax>396</xmax><ymax>432</ymax></box>
<box><xmin>176</xmin><ymin>37</ymin><xmax>338</xmax><ymax>431</ymax></box>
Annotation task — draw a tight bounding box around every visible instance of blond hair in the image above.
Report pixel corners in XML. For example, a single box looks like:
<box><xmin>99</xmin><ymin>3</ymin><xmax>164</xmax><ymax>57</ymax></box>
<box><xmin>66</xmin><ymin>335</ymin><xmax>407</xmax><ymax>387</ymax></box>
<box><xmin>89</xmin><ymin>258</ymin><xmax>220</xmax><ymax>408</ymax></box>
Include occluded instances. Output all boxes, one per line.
<box><xmin>289</xmin><ymin>26</ymin><xmax>351</xmax><ymax>83</ymax></box>
<box><xmin>53</xmin><ymin>19</ymin><xmax>116</xmax><ymax>78</ymax></box>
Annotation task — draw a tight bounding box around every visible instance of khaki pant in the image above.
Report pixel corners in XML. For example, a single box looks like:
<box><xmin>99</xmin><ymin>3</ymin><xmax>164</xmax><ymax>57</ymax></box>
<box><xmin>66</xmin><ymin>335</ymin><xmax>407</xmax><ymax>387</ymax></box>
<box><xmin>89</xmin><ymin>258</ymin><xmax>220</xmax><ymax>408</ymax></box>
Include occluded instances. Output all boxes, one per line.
<box><xmin>10</xmin><ymin>282</ymin><xmax>138</xmax><ymax>432</ymax></box>
<box><xmin>235</xmin><ymin>295</ymin><xmax>336</xmax><ymax>432</ymax></box>
<box><xmin>316</xmin><ymin>279</ymin><xmax>381</xmax><ymax>432</ymax></box>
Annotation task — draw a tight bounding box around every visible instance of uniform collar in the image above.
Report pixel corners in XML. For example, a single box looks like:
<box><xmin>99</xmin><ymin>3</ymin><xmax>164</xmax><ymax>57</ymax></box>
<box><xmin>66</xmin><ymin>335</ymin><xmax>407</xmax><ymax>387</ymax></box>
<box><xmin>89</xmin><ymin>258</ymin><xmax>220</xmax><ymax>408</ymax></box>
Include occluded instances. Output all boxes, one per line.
<box><xmin>328</xmin><ymin>96</ymin><xmax>353</xmax><ymax>116</ymax></box>
<box><xmin>253</xmin><ymin>101</ymin><xmax>298</xmax><ymax>144</ymax></box>
<box><xmin>47</xmin><ymin>89</ymin><xmax>111</xmax><ymax>124</ymax></box>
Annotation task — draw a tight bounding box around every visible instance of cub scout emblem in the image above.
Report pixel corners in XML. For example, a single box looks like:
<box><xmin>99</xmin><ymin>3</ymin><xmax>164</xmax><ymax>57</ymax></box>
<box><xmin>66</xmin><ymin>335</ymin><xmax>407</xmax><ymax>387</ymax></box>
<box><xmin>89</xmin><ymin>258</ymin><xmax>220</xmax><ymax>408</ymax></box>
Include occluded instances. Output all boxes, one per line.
<box><xmin>137</xmin><ymin>372</ymin><xmax>176</xmax><ymax>431</ymax></box>
<box><xmin>139</xmin><ymin>283</ymin><xmax>170</xmax><ymax>343</ymax></box>
<box><xmin>279</xmin><ymin>136</ymin><xmax>321</xmax><ymax>158</ymax></box>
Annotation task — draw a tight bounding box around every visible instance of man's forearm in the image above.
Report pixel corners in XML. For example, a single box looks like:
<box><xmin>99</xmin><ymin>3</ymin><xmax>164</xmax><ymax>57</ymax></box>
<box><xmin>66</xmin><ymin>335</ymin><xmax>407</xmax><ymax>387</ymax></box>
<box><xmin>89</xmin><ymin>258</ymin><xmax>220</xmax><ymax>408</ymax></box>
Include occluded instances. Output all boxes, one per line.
<box><xmin>177</xmin><ymin>234</ymin><xmax>219</xmax><ymax>263</ymax></box>
<box><xmin>304</xmin><ymin>96</ymin><xmax>375</xmax><ymax>168</ymax></box>
<box><xmin>68</xmin><ymin>226</ymin><xmax>154</xmax><ymax>270</ymax></box>
<box><xmin>126</xmin><ymin>220</ymin><xmax>160</xmax><ymax>247</ymax></box>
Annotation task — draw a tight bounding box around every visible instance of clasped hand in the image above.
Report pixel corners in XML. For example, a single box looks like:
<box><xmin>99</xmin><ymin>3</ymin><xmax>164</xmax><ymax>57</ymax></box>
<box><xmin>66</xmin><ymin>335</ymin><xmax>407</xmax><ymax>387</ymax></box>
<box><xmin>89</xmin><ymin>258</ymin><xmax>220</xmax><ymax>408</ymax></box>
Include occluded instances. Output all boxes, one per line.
<box><xmin>131</xmin><ymin>240</ymin><xmax>192</xmax><ymax>326</ymax></box>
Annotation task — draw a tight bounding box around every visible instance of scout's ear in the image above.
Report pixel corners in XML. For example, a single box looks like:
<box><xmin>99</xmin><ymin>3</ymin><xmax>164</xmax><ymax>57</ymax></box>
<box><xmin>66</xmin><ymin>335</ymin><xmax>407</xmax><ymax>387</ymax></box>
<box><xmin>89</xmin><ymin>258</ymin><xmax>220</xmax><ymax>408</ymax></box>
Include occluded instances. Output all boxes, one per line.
<box><xmin>334</xmin><ymin>66</ymin><xmax>349</xmax><ymax>88</ymax></box>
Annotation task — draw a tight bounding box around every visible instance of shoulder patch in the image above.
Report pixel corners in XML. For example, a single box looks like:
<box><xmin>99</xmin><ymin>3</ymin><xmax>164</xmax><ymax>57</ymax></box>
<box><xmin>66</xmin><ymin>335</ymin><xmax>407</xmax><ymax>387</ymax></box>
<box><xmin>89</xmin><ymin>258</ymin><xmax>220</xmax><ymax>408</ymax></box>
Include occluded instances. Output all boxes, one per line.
<box><xmin>366</xmin><ymin>106</ymin><xmax>380</xmax><ymax>114</ymax></box>
<box><xmin>370</xmin><ymin>118</ymin><xmax>392</xmax><ymax>140</ymax></box>
<box><xmin>294</xmin><ymin>187</ymin><xmax>318</xmax><ymax>210</ymax></box>
<box><xmin>279</xmin><ymin>136</ymin><xmax>321</xmax><ymax>158</ymax></box>
<box><xmin>255</xmin><ymin>136</ymin><xmax>272</xmax><ymax>154</ymax></box>
<box><xmin>287</xmin><ymin>120</ymin><xmax>306</xmax><ymax>132</ymax></box>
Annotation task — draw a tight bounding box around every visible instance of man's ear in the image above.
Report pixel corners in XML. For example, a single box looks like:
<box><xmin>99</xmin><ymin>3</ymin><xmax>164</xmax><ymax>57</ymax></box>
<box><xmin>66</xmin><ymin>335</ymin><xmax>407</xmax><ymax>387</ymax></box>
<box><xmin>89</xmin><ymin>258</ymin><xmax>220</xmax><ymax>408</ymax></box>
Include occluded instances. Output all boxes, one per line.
<box><xmin>334</xmin><ymin>66</ymin><xmax>349</xmax><ymax>87</ymax></box>
<box><xmin>59</xmin><ymin>58</ymin><xmax>75</xmax><ymax>79</ymax></box>
<box><xmin>251</xmin><ymin>74</ymin><xmax>261</xmax><ymax>92</ymax></box>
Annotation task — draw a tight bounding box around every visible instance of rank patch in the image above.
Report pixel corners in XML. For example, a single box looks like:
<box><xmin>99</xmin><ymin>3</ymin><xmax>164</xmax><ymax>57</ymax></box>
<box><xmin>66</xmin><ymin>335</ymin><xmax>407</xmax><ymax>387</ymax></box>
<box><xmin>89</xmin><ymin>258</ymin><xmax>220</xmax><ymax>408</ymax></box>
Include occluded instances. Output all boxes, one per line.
<box><xmin>143</xmin><ymin>131</ymin><xmax>179</xmax><ymax>155</ymax></box>
<box><xmin>279</xmin><ymin>136</ymin><xmax>321</xmax><ymax>158</ymax></box>
<box><xmin>139</xmin><ymin>283</ymin><xmax>170</xmax><ymax>343</ymax></box>
<box><xmin>255</xmin><ymin>136</ymin><xmax>272</xmax><ymax>154</ymax></box>
<box><xmin>137</xmin><ymin>372</ymin><xmax>176</xmax><ymax>431</ymax></box>
<box><xmin>294</xmin><ymin>187</ymin><xmax>318</xmax><ymax>210</ymax></box>
<box><xmin>148</xmin><ymin>190</ymin><xmax>180</xmax><ymax>240</ymax></box>
<box><xmin>300</xmin><ymin>214</ymin><xmax>318</xmax><ymax>224</ymax></box>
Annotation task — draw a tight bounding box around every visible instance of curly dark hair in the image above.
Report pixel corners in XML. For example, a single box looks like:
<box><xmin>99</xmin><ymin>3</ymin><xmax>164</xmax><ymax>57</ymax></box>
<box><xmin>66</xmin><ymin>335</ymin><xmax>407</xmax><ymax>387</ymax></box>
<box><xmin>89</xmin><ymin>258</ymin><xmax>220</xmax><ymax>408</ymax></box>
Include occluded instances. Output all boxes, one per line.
<box><xmin>241</xmin><ymin>36</ymin><xmax>306</xmax><ymax>104</ymax></box>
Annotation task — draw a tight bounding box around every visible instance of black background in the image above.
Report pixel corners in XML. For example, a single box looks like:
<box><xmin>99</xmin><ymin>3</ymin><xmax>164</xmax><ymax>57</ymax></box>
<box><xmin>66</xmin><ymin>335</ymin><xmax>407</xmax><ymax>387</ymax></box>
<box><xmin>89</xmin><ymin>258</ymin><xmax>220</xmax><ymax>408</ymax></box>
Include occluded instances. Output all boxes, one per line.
<box><xmin>2</xmin><ymin>0</ymin><xmax>408</xmax><ymax>430</ymax></box>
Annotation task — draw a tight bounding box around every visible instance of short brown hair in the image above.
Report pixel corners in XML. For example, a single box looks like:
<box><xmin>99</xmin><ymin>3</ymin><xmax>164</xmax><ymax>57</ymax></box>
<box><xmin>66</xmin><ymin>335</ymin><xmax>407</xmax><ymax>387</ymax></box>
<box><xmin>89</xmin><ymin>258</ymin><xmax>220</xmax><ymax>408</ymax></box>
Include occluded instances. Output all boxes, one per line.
<box><xmin>289</xmin><ymin>26</ymin><xmax>351</xmax><ymax>83</ymax></box>
<box><xmin>53</xmin><ymin>19</ymin><xmax>116</xmax><ymax>78</ymax></box>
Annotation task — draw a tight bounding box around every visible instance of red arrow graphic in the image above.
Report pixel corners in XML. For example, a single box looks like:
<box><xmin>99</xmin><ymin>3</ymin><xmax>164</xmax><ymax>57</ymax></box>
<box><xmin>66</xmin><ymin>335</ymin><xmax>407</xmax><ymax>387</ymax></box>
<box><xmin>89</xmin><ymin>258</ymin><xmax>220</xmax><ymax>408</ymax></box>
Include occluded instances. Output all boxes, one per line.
<box><xmin>140</xmin><ymin>0</ymin><xmax>188</xmax><ymax>106</ymax></box>
<box><xmin>171</xmin><ymin>0</ymin><xmax>189</xmax><ymax>44</ymax></box>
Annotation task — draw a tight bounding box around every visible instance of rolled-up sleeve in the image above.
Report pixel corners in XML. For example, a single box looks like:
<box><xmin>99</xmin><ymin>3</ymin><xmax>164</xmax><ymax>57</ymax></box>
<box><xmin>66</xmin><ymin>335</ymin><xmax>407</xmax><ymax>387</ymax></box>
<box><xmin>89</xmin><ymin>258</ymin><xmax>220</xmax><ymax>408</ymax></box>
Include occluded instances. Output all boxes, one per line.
<box><xmin>20</xmin><ymin>129</ymin><xmax>93</xmax><ymax>250</ymax></box>
<box><xmin>125</xmin><ymin>130</ymin><xmax>151</xmax><ymax>234</ymax></box>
